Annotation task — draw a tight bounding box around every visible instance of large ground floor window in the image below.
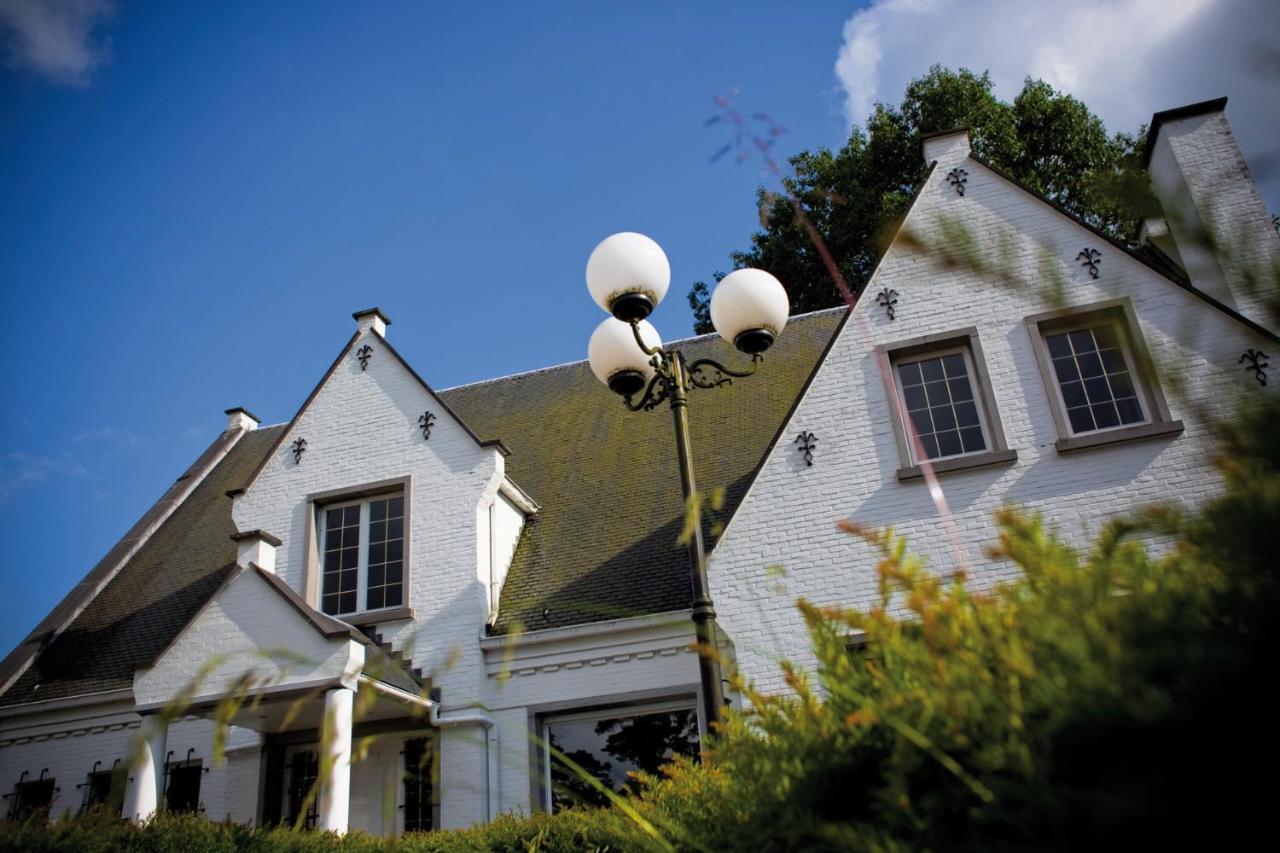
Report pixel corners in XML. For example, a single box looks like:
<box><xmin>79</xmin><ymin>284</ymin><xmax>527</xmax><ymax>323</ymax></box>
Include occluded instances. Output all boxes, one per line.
<box><xmin>542</xmin><ymin>699</ymin><xmax>699</xmax><ymax>811</ymax></box>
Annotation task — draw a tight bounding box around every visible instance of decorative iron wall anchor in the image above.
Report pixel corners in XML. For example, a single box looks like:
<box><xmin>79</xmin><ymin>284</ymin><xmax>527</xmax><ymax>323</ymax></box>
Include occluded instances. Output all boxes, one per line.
<box><xmin>946</xmin><ymin>168</ymin><xmax>968</xmax><ymax>196</ymax></box>
<box><xmin>418</xmin><ymin>411</ymin><xmax>436</xmax><ymax>440</ymax></box>
<box><xmin>877</xmin><ymin>288</ymin><xmax>899</xmax><ymax>320</ymax></box>
<box><xmin>356</xmin><ymin>344</ymin><xmax>373</xmax><ymax>370</ymax></box>
<box><xmin>794</xmin><ymin>431</ymin><xmax>818</xmax><ymax>467</ymax></box>
<box><xmin>1240</xmin><ymin>349</ymin><xmax>1269</xmax><ymax>386</ymax></box>
<box><xmin>291</xmin><ymin>438</ymin><xmax>307</xmax><ymax>464</ymax></box>
<box><xmin>1077</xmin><ymin>248</ymin><xmax>1102</xmax><ymax>279</ymax></box>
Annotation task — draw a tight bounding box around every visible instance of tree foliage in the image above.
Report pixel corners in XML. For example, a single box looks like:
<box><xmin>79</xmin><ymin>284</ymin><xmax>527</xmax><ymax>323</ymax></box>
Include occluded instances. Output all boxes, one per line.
<box><xmin>689</xmin><ymin>67</ymin><xmax>1156</xmax><ymax>332</ymax></box>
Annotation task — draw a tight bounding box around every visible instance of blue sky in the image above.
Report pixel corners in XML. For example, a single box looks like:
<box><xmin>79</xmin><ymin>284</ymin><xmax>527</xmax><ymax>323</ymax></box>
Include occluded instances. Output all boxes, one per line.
<box><xmin>1</xmin><ymin>0</ymin><xmax>1276</xmax><ymax>657</ymax></box>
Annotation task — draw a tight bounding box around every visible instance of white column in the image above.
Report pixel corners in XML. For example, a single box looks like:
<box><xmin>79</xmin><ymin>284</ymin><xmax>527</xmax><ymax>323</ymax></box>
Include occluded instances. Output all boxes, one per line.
<box><xmin>318</xmin><ymin>686</ymin><xmax>354</xmax><ymax>834</ymax></box>
<box><xmin>123</xmin><ymin>714</ymin><xmax>168</xmax><ymax>823</ymax></box>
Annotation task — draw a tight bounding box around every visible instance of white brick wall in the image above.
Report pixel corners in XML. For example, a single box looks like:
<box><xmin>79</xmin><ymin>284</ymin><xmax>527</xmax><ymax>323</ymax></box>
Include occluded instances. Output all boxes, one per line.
<box><xmin>710</xmin><ymin>139</ymin><xmax>1277</xmax><ymax>696</ymax></box>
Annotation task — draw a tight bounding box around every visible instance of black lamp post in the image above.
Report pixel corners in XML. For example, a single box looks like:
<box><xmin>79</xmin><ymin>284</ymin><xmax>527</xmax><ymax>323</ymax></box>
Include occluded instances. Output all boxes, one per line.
<box><xmin>585</xmin><ymin>232</ymin><xmax>790</xmax><ymax>733</ymax></box>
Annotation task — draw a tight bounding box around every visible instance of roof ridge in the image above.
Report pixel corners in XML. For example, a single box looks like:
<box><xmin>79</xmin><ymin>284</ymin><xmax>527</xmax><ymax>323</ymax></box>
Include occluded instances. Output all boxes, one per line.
<box><xmin>438</xmin><ymin>305</ymin><xmax>850</xmax><ymax>393</ymax></box>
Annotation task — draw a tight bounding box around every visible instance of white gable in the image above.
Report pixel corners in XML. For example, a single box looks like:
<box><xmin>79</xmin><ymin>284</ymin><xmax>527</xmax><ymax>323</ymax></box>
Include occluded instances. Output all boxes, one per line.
<box><xmin>133</xmin><ymin>568</ymin><xmax>362</xmax><ymax>710</ymax></box>
<box><xmin>709</xmin><ymin>150</ymin><xmax>1277</xmax><ymax>696</ymax></box>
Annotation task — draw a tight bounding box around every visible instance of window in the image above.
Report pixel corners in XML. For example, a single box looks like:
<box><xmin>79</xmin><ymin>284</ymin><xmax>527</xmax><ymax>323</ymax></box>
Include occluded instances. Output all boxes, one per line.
<box><xmin>1027</xmin><ymin>299</ymin><xmax>1183</xmax><ymax>453</ymax></box>
<box><xmin>542</xmin><ymin>701</ymin><xmax>699</xmax><ymax>812</ymax></box>
<box><xmin>284</xmin><ymin>749</ymin><xmax>319</xmax><ymax>830</ymax></box>
<box><xmin>78</xmin><ymin>763</ymin><xmax>126</xmax><ymax>816</ymax></box>
<box><xmin>319</xmin><ymin>492</ymin><xmax>404</xmax><ymax>616</ymax></box>
<box><xmin>402</xmin><ymin>737</ymin><xmax>434</xmax><ymax>832</ymax></box>
<box><xmin>878</xmin><ymin>328</ymin><xmax>1017</xmax><ymax>480</ymax></box>
<box><xmin>5</xmin><ymin>775</ymin><xmax>56</xmax><ymax>821</ymax></box>
<box><xmin>164</xmin><ymin>759</ymin><xmax>203</xmax><ymax>814</ymax></box>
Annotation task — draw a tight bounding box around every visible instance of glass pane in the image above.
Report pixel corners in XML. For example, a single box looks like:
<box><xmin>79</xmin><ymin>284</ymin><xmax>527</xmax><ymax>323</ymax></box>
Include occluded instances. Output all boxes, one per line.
<box><xmin>1060</xmin><ymin>381</ymin><xmax>1087</xmax><ymax>408</ymax></box>
<box><xmin>1068</xmin><ymin>330</ymin><xmax>1096</xmax><ymax>354</ymax></box>
<box><xmin>388</xmin><ymin>496</ymin><xmax>404</xmax><ymax>518</ymax></box>
<box><xmin>897</xmin><ymin>362</ymin><xmax>922</xmax><ymax>386</ymax></box>
<box><xmin>954</xmin><ymin>401</ymin><xmax>979</xmax><ymax>428</ymax></box>
<box><xmin>909</xmin><ymin>409</ymin><xmax>933</xmax><ymax>435</ymax></box>
<box><xmin>1083</xmin><ymin>377</ymin><xmax>1112</xmax><ymax>404</ymax></box>
<box><xmin>339</xmin><ymin>591</ymin><xmax>357</xmax><ymax>614</ymax></box>
<box><xmin>1093</xmin><ymin>325</ymin><xmax>1118</xmax><ymax>349</ymax></box>
<box><xmin>1109</xmin><ymin>372</ymin><xmax>1134</xmax><ymax>398</ymax></box>
<box><xmin>341</xmin><ymin>548</ymin><xmax>358</xmax><ymax>570</ymax></box>
<box><xmin>370</xmin><ymin>500</ymin><xmax>386</xmax><ymax>522</ymax></box>
<box><xmin>936</xmin><ymin>430</ymin><xmax>963</xmax><ymax>457</ymax></box>
<box><xmin>924</xmin><ymin>380</ymin><xmax>950</xmax><ymax>407</ymax></box>
<box><xmin>920</xmin><ymin>434</ymin><xmax>940</xmax><ymax>459</ymax></box>
<box><xmin>386</xmin><ymin>586</ymin><xmax>402</xmax><ymax>607</ymax></box>
<box><xmin>960</xmin><ymin>427</ymin><xmax>986</xmax><ymax>453</ymax></box>
<box><xmin>948</xmin><ymin>376</ymin><xmax>973</xmax><ymax>402</ymax></box>
<box><xmin>388</xmin><ymin>540</ymin><xmax>403</xmax><ymax>562</ymax></box>
<box><xmin>1053</xmin><ymin>357</ymin><xmax>1079</xmax><ymax>383</ymax></box>
<box><xmin>903</xmin><ymin>385</ymin><xmax>927</xmax><ymax>411</ymax></box>
<box><xmin>1077</xmin><ymin>352</ymin><xmax>1103</xmax><ymax>378</ymax></box>
<box><xmin>1092</xmin><ymin>403</ymin><xmax>1120</xmax><ymax>429</ymax></box>
<box><xmin>388</xmin><ymin>517</ymin><xmax>403</xmax><ymax>541</ymax></box>
<box><xmin>1099</xmin><ymin>347</ymin><xmax>1126</xmax><ymax>374</ymax></box>
<box><xmin>1068</xmin><ymin>407</ymin><xmax>1095</xmax><ymax>433</ymax></box>
<box><xmin>920</xmin><ymin>358</ymin><xmax>945</xmax><ymax>382</ymax></box>
<box><xmin>1116</xmin><ymin>397</ymin><xmax>1143</xmax><ymax>424</ymax></box>
<box><xmin>548</xmin><ymin>708</ymin><xmax>699</xmax><ymax>812</ymax></box>
<box><xmin>344</xmin><ymin>506</ymin><xmax>360</xmax><ymax>526</ymax></box>
<box><xmin>1045</xmin><ymin>333</ymin><xmax>1072</xmax><ymax>359</ymax></box>
<box><xmin>930</xmin><ymin>405</ymin><xmax>956</xmax><ymax>431</ymax></box>
<box><xmin>941</xmin><ymin>353</ymin><xmax>966</xmax><ymax>378</ymax></box>
<box><xmin>367</xmin><ymin>588</ymin><xmax>384</xmax><ymax>610</ymax></box>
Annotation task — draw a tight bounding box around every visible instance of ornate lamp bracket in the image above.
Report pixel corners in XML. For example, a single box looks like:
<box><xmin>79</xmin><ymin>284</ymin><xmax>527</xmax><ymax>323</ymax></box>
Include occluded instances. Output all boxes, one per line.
<box><xmin>1240</xmin><ymin>349</ymin><xmax>1269</xmax><ymax>386</ymax></box>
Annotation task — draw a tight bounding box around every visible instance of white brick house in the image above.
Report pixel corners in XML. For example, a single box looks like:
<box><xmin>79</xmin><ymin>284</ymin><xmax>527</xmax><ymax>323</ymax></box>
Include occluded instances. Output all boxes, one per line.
<box><xmin>1</xmin><ymin>97</ymin><xmax>1275</xmax><ymax>835</ymax></box>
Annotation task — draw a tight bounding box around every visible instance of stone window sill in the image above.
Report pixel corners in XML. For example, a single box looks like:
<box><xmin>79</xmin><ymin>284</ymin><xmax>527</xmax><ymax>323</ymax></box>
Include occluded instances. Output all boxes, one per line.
<box><xmin>342</xmin><ymin>606</ymin><xmax>416</xmax><ymax>628</ymax></box>
<box><xmin>1054</xmin><ymin>420</ymin><xmax>1184</xmax><ymax>453</ymax></box>
<box><xmin>897</xmin><ymin>448</ymin><xmax>1018</xmax><ymax>481</ymax></box>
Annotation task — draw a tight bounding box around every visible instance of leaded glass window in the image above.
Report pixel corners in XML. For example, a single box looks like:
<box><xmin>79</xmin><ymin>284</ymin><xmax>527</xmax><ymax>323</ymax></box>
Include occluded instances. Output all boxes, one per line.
<box><xmin>894</xmin><ymin>348</ymin><xmax>988</xmax><ymax>461</ymax></box>
<box><xmin>402</xmin><ymin>737</ymin><xmax>433</xmax><ymax>832</ymax></box>
<box><xmin>318</xmin><ymin>492</ymin><xmax>405</xmax><ymax>617</ymax></box>
<box><xmin>1043</xmin><ymin>324</ymin><xmax>1146</xmax><ymax>434</ymax></box>
<box><xmin>285</xmin><ymin>750</ymin><xmax>318</xmax><ymax>830</ymax></box>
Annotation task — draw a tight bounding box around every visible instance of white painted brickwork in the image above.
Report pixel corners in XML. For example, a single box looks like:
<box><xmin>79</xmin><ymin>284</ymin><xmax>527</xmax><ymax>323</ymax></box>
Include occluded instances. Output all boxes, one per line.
<box><xmin>710</xmin><ymin>137</ymin><xmax>1277</xmax><ymax>697</ymax></box>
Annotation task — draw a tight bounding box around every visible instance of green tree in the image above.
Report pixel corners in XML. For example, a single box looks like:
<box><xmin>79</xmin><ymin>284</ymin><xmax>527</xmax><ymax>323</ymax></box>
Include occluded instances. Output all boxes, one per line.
<box><xmin>689</xmin><ymin>67</ymin><xmax>1154</xmax><ymax>332</ymax></box>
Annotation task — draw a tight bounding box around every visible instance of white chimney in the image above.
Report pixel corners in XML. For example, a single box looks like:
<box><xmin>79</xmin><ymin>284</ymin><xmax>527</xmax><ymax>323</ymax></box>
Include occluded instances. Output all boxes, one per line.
<box><xmin>353</xmin><ymin>307</ymin><xmax>391</xmax><ymax>337</ymax></box>
<box><xmin>231</xmin><ymin>529</ymin><xmax>281</xmax><ymax>573</ymax></box>
<box><xmin>224</xmin><ymin>407</ymin><xmax>260</xmax><ymax>433</ymax></box>
<box><xmin>1144</xmin><ymin>97</ymin><xmax>1278</xmax><ymax>326</ymax></box>
<box><xmin>921</xmin><ymin>128</ymin><xmax>971</xmax><ymax>167</ymax></box>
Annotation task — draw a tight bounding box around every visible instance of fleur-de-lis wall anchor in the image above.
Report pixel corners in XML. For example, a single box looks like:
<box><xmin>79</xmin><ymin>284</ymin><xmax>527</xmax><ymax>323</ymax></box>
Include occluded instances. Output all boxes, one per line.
<box><xmin>946</xmin><ymin>168</ymin><xmax>968</xmax><ymax>196</ymax></box>
<box><xmin>877</xmin><ymin>287</ymin><xmax>899</xmax><ymax>320</ymax></box>
<box><xmin>356</xmin><ymin>344</ymin><xmax>373</xmax><ymax>370</ymax></box>
<box><xmin>794</xmin><ymin>431</ymin><xmax>818</xmax><ymax>467</ymax></box>
<box><xmin>1077</xmin><ymin>248</ymin><xmax>1102</xmax><ymax>279</ymax></box>
<box><xmin>418</xmin><ymin>411</ymin><xmax>436</xmax><ymax>440</ymax></box>
<box><xmin>1240</xmin><ymin>349</ymin><xmax>1269</xmax><ymax>386</ymax></box>
<box><xmin>291</xmin><ymin>437</ymin><xmax>307</xmax><ymax>464</ymax></box>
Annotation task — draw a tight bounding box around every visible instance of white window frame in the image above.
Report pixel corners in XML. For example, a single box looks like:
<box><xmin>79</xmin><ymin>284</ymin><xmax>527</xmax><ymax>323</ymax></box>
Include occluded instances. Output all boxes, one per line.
<box><xmin>1025</xmin><ymin>298</ymin><xmax>1183</xmax><ymax>454</ymax></box>
<box><xmin>890</xmin><ymin>344</ymin><xmax>994</xmax><ymax>465</ymax></box>
<box><xmin>316</xmin><ymin>489</ymin><xmax>405</xmax><ymax>618</ymax></box>
<box><xmin>540</xmin><ymin>698</ymin><xmax>699</xmax><ymax>813</ymax></box>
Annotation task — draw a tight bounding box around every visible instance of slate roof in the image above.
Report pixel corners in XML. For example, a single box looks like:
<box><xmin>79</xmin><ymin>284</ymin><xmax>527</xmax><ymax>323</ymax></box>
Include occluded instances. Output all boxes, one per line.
<box><xmin>440</xmin><ymin>307</ymin><xmax>846</xmax><ymax>634</ymax></box>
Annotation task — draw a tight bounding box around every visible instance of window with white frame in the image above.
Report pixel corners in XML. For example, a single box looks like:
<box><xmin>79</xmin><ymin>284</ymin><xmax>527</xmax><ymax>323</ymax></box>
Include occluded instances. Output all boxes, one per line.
<box><xmin>1026</xmin><ymin>299</ymin><xmax>1182</xmax><ymax>453</ymax></box>
<box><xmin>318</xmin><ymin>492</ymin><xmax>404</xmax><ymax>616</ymax></box>
<box><xmin>879</xmin><ymin>328</ymin><xmax>1015</xmax><ymax>479</ymax></box>
<box><xmin>542</xmin><ymin>700</ymin><xmax>699</xmax><ymax>812</ymax></box>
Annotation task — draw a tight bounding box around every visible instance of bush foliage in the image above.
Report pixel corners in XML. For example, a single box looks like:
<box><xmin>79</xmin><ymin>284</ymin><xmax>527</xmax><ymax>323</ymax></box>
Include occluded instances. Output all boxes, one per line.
<box><xmin>5</xmin><ymin>398</ymin><xmax>1275</xmax><ymax>851</ymax></box>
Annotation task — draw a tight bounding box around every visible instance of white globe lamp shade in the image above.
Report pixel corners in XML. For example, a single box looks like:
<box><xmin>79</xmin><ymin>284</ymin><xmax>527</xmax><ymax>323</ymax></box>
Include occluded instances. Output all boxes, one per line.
<box><xmin>709</xmin><ymin>268</ymin><xmax>789</xmax><ymax>353</ymax></box>
<box><xmin>588</xmin><ymin>317</ymin><xmax>662</xmax><ymax>396</ymax></box>
<box><xmin>585</xmin><ymin>232</ymin><xmax>670</xmax><ymax>322</ymax></box>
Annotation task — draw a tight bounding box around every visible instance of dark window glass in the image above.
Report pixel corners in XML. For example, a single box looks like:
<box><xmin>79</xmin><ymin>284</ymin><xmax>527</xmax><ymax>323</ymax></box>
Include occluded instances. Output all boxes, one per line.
<box><xmin>1045</xmin><ymin>326</ymin><xmax>1145</xmax><ymax>434</ymax></box>
<box><xmin>7</xmin><ymin>778</ymin><xmax>55</xmax><ymax>821</ymax></box>
<box><xmin>547</xmin><ymin>708</ymin><xmax>699</xmax><ymax>812</ymax></box>
<box><xmin>321</xmin><ymin>505</ymin><xmax>361</xmax><ymax>616</ymax></box>
<box><xmin>285</xmin><ymin>750</ymin><xmax>318</xmax><ymax>830</ymax></box>
<box><xmin>896</xmin><ymin>352</ymin><xmax>987</xmax><ymax>461</ymax></box>
<box><xmin>165</xmin><ymin>763</ymin><xmax>201</xmax><ymax>814</ymax></box>
<box><xmin>403</xmin><ymin>738</ymin><xmax>433</xmax><ymax>832</ymax></box>
<box><xmin>79</xmin><ymin>765</ymin><xmax>125</xmax><ymax>816</ymax></box>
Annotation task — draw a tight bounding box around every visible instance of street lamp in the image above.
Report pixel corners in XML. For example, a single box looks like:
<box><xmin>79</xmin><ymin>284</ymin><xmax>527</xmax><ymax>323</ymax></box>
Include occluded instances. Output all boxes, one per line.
<box><xmin>585</xmin><ymin>231</ymin><xmax>789</xmax><ymax>733</ymax></box>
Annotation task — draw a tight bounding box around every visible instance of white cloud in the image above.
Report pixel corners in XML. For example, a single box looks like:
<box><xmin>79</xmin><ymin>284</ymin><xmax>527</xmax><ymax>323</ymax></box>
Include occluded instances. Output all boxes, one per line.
<box><xmin>0</xmin><ymin>450</ymin><xmax>87</xmax><ymax>504</ymax></box>
<box><xmin>0</xmin><ymin>0</ymin><xmax>115</xmax><ymax>85</ymax></box>
<box><xmin>834</xmin><ymin>0</ymin><xmax>1280</xmax><ymax>202</ymax></box>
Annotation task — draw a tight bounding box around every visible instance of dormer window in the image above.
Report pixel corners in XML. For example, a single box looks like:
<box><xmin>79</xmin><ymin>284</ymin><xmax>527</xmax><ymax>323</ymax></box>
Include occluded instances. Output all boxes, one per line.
<box><xmin>319</xmin><ymin>492</ymin><xmax>404</xmax><ymax>616</ymax></box>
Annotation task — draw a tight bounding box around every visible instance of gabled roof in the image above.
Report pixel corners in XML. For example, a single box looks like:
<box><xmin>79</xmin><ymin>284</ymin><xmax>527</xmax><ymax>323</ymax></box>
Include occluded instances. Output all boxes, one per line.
<box><xmin>1</xmin><ymin>427</ymin><xmax>285</xmax><ymax>708</ymax></box>
<box><xmin>440</xmin><ymin>307</ymin><xmax>846</xmax><ymax>634</ymax></box>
